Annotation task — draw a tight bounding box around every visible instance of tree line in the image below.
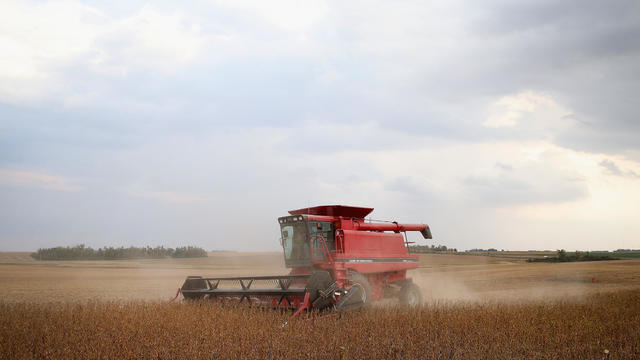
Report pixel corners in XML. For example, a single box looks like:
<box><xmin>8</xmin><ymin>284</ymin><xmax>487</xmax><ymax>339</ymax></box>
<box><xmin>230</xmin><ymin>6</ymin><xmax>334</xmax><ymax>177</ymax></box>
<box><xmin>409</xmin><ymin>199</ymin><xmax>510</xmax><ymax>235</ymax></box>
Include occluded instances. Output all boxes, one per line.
<box><xmin>31</xmin><ymin>245</ymin><xmax>207</xmax><ymax>260</ymax></box>
<box><xmin>527</xmin><ymin>249</ymin><xmax>616</xmax><ymax>262</ymax></box>
<box><xmin>409</xmin><ymin>244</ymin><xmax>458</xmax><ymax>253</ymax></box>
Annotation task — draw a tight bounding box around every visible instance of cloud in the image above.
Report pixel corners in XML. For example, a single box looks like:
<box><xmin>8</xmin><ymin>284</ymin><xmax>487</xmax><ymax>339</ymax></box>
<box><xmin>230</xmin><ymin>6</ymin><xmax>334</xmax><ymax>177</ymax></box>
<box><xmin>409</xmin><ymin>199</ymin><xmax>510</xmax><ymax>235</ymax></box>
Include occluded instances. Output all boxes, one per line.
<box><xmin>1</xmin><ymin>1</ymin><xmax>640</xmax><ymax>252</ymax></box>
<box><xmin>0</xmin><ymin>0</ymin><xmax>103</xmax><ymax>103</ymax></box>
<box><xmin>462</xmin><ymin>173</ymin><xmax>587</xmax><ymax>206</ymax></box>
<box><xmin>212</xmin><ymin>0</ymin><xmax>329</xmax><ymax>31</ymax></box>
<box><xmin>0</xmin><ymin>169</ymin><xmax>84</xmax><ymax>191</ymax></box>
<box><xmin>327</xmin><ymin>1</ymin><xmax>640</xmax><ymax>152</ymax></box>
<box><xmin>0</xmin><ymin>1</ymin><xmax>208</xmax><ymax>104</ymax></box>
<box><xmin>2</xmin><ymin>0</ymin><xmax>639</xmax><ymax>153</ymax></box>
<box><xmin>495</xmin><ymin>163</ymin><xmax>513</xmax><ymax>171</ymax></box>
<box><xmin>127</xmin><ymin>190</ymin><xmax>208</xmax><ymax>204</ymax></box>
<box><xmin>600</xmin><ymin>159</ymin><xmax>623</xmax><ymax>176</ymax></box>
<box><xmin>1</xmin><ymin>126</ymin><xmax>639</xmax><ymax>251</ymax></box>
<box><xmin>599</xmin><ymin>159</ymin><xmax>639</xmax><ymax>178</ymax></box>
<box><xmin>384</xmin><ymin>176</ymin><xmax>437</xmax><ymax>203</ymax></box>
<box><xmin>89</xmin><ymin>6</ymin><xmax>207</xmax><ymax>74</ymax></box>
<box><xmin>483</xmin><ymin>91</ymin><xmax>568</xmax><ymax>128</ymax></box>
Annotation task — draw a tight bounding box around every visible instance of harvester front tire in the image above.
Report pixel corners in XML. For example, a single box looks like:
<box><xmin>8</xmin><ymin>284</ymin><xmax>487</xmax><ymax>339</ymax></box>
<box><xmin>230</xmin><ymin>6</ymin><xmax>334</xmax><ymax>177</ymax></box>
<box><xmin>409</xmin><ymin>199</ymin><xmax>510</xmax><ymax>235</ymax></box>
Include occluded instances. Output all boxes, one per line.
<box><xmin>181</xmin><ymin>276</ymin><xmax>207</xmax><ymax>300</ymax></box>
<box><xmin>400</xmin><ymin>282</ymin><xmax>422</xmax><ymax>306</ymax></box>
<box><xmin>306</xmin><ymin>270</ymin><xmax>334</xmax><ymax>310</ymax></box>
<box><xmin>348</xmin><ymin>272</ymin><xmax>372</xmax><ymax>308</ymax></box>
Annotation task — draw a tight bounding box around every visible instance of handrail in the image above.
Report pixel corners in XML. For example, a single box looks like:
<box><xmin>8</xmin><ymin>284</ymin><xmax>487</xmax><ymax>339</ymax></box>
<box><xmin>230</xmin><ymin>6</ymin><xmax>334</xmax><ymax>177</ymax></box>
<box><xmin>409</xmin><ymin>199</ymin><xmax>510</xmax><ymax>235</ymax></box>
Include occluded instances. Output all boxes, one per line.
<box><xmin>309</xmin><ymin>234</ymin><xmax>332</xmax><ymax>264</ymax></box>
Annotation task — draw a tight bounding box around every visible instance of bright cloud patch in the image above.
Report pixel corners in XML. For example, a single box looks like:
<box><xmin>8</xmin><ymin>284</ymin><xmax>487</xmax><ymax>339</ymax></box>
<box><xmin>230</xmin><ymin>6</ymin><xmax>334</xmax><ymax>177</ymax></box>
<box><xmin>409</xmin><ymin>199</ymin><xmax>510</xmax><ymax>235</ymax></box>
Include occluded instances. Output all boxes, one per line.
<box><xmin>483</xmin><ymin>91</ymin><xmax>572</xmax><ymax>128</ymax></box>
<box><xmin>0</xmin><ymin>169</ymin><xmax>83</xmax><ymax>191</ymax></box>
<box><xmin>0</xmin><ymin>1</ymin><xmax>206</xmax><ymax>104</ymax></box>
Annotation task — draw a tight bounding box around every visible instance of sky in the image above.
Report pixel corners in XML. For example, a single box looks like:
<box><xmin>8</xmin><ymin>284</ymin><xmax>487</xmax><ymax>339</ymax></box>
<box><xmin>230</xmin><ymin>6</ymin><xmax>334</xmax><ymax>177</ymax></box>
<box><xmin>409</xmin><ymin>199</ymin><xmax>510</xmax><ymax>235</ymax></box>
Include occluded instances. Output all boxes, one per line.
<box><xmin>1</xmin><ymin>0</ymin><xmax>639</xmax><ymax>252</ymax></box>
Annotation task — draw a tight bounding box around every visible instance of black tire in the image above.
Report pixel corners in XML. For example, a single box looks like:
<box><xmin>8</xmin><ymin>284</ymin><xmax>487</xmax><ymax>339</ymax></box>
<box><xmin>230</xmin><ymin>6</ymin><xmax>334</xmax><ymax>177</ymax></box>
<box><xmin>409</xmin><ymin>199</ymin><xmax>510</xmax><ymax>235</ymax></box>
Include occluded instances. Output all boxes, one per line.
<box><xmin>400</xmin><ymin>282</ymin><xmax>422</xmax><ymax>306</ymax></box>
<box><xmin>181</xmin><ymin>276</ymin><xmax>207</xmax><ymax>300</ymax></box>
<box><xmin>306</xmin><ymin>270</ymin><xmax>334</xmax><ymax>310</ymax></box>
<box><xmin>348</xmin><ymin>271</ymin><xmax>372</xmax><ymax>308</ymax></box>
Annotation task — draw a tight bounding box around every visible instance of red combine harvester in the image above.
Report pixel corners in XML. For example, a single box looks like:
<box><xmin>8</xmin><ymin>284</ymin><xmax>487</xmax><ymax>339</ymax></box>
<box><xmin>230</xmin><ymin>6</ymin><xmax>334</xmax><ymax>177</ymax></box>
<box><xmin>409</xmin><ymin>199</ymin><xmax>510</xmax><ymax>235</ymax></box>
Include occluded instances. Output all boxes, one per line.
<box><xmin>181</xmin><ymin>205</ymin><xmax>432</xmax><ymax>315</ymax></box>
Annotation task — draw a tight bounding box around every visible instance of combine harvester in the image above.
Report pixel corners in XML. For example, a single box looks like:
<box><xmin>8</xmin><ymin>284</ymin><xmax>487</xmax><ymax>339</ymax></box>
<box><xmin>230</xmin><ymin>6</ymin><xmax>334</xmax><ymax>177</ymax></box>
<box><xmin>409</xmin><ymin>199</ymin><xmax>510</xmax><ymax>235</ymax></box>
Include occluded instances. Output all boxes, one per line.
<box><xmin>181</xmin><ymin>205</ymin><xmax>432</xmax><ymax>315</ymax></box>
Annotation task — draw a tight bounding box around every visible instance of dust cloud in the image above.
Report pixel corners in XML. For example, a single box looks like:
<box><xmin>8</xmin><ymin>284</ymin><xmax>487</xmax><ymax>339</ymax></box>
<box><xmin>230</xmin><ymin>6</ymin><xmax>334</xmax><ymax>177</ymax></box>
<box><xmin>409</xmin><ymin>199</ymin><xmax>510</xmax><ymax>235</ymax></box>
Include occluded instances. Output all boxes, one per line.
<box><xmin>409</xmin><ymin>267</ymin><xmax>594</xmax><ymax>306</ymax></box>
<box><xmin>2</xmin><ymin>251</ymin><xmax>636</xmax><ymax>305</ymax></box>
<box><xmin>411</xmin><ymin>272</ymin><xmax>479</xmax><ymax>303</ymax></box>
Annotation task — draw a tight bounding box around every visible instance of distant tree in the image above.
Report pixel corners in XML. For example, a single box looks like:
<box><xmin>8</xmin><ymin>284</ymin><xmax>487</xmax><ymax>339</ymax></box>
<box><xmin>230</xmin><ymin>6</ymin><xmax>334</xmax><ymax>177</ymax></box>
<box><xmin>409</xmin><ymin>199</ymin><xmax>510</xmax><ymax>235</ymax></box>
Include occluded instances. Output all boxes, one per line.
<box><xmin>409</xmin><ymin>244</ymin><xmax>456</xmax><ymax>254</ymax></box>
<box><xmin>173</xmin><ymin>246</ymin><xmax>207</xmax><ymax>258</ymax></box>
<box><xmin>557</xmin><ymin>249</ymin><xmax>567</xmax><ymax>261</ymax></box>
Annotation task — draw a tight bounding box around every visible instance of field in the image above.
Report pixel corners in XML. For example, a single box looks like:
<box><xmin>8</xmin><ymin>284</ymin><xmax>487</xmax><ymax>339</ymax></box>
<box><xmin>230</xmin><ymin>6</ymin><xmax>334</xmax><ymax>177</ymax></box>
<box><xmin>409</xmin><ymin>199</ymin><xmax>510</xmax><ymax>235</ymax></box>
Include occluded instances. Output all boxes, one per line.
<box><xmin>1</xmin><ymin>252</ymin><xmax>639</xmax><ymax>358</ymax></box>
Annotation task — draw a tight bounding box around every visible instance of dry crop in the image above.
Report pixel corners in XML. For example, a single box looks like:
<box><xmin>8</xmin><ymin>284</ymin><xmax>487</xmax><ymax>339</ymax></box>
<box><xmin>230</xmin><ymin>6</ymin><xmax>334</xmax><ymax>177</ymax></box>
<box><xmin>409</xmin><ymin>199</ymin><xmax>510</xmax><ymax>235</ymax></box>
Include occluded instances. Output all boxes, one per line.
<box><xmin>1</xmin><ymin>290</ymin><xmax>639</xmax><ymax>359</ymax></box>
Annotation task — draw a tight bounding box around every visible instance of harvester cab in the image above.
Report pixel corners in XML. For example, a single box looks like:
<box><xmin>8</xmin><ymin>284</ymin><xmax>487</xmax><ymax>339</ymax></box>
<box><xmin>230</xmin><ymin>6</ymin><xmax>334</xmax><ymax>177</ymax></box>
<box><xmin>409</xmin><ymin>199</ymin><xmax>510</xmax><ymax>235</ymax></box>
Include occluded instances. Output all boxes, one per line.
<box><xmin>279</xmin><ymin>214</ymin><xmax>335</xmax><ymax>267</ymax></box>
<box><xmin>181</xmin><ymin>205</ymin><xmax>431</xmax><ymax>316</ymax></box>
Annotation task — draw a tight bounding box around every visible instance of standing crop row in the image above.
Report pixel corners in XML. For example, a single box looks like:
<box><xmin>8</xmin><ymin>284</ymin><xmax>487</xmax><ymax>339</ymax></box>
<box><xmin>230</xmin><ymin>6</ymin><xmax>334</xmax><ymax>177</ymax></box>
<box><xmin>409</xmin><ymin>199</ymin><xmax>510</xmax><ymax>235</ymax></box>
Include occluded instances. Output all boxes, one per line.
<box><xmin>1</xmin><ymin>290</ymin><xmax>639</xmax><ymax>359</ymax></box>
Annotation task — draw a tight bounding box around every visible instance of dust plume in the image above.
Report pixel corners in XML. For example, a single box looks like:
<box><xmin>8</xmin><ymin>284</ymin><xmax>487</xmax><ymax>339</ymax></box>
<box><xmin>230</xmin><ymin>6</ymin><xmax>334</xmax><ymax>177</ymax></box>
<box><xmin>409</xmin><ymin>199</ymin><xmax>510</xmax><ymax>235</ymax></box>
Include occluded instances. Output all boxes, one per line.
<box><xmin>411</xmin><ymin>271</ymin><xmax>479</xmax><ymax>304</ymax></box>
<box><xmin>409</xmin><ymin>264</ymin><xmax>594</xmax><ymax>306</ymax></box>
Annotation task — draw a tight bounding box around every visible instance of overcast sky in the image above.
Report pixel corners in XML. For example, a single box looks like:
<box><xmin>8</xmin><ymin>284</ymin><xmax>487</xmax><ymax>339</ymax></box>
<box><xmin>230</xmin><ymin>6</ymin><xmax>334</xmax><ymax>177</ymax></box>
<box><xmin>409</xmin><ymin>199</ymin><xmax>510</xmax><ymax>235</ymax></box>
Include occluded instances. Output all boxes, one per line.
<box><xmin>1</xmin><ymin>0</ymin><xmax>639</xmax><ymax>252</ymax></box>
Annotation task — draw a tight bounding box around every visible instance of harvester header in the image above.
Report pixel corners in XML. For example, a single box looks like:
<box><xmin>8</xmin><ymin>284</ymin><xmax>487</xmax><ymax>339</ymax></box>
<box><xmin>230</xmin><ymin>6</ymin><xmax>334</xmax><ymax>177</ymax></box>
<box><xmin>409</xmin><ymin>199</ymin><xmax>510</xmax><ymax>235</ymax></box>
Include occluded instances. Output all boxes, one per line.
<box><xmin>181</xmin><ymin>205</ymin><xmax>432</xmax><ymax>316</ymax></box>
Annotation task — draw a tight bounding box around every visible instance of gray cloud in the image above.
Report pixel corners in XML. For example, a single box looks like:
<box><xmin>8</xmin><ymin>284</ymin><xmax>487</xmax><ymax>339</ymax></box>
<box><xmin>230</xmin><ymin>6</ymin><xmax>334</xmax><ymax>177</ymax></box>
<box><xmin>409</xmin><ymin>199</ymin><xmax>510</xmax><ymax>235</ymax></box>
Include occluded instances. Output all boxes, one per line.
<box><xmin>600</xmin><ymin>159</ymin><xmax>623</xmax><ymax>176</ymax></box>
<box><xmin>356</xmin><ymin>0</ymin><xmax>640</xmax><ymax>151</ymax></box>
<box><xmin>599</xmin><ymin>159</ymin><xmax>639</xmax><ymax>178</ymax></box>
<box><xmin>462</xmin><ymin>173</ymin><xmax>588</xmax><ymax>207</ymax></box>
<box><xmin>495</xmin><ymin>163</ymin><xmax>513</xmax><ymax>172</ymax></box>
<box><xmin>3</xmin><ymin>1</ymin><xmax>638</xmax><ymax>152</ymax></box>
<box><xmin>384</xmin><ymin>176</ymin><xmax>438</xmax><ymax>204</ymax></box>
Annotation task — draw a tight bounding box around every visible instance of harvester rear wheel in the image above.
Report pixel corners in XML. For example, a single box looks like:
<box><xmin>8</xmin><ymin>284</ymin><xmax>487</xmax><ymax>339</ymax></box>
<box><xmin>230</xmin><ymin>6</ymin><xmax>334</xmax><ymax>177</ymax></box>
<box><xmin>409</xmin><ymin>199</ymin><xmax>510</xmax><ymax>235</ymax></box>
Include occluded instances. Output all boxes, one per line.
<box><xmin>400</xmin><ymin>282</ymin><xmax>421</xmax><ymax>306</ymax></box>
<box><xmin>348</xmin><ymin>272</ymin><xmax>372</xmax><ymax>308</ymax></box>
